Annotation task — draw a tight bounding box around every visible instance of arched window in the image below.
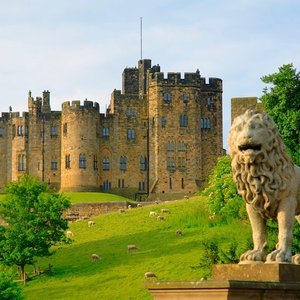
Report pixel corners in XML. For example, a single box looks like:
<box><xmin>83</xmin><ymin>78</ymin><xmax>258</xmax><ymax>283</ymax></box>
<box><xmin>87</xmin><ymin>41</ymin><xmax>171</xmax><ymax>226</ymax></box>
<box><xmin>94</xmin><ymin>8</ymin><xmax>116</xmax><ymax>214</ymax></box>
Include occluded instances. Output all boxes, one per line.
<box><xmin>102</xmin><ymin>157</ymin><xmax>110</xmax><ymax>170</ymax></box>
<box><xmin>102</xmin><ymin>127</ymin><xmax>109</xmax><ymax>138</ymax></box>
<box><xmin>120</xmin><ymin>156</ymin><xmax>127</xmax><ymax>171</ymax></box>
<box><xmin>79</xmin><ymin>154</ymin><xmax>86</xmax><ymax>169</ymax></box>
<box><xmin>178</xmin><ymin>142</ymin><xmax>186</xmax><ymax>152</ymax></box>
<box><xmin>127</xmin><ymin>129</ymin><xmax>135</xmax><ymax>140</ymax></box>
<box><xmin>163</xmin><ymin>92</ymin><xmax>172</xmax><ymax>103</ymax></box>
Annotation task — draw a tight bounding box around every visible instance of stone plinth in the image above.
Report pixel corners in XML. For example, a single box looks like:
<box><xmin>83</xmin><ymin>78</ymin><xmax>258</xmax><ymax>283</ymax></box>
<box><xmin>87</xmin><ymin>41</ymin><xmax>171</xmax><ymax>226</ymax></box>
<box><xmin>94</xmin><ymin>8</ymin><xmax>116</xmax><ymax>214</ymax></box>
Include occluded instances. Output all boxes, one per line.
<box><xmin>147</xmin><ymin>264</ymin><xmax>300</xmax><ymax>299</ymax></box>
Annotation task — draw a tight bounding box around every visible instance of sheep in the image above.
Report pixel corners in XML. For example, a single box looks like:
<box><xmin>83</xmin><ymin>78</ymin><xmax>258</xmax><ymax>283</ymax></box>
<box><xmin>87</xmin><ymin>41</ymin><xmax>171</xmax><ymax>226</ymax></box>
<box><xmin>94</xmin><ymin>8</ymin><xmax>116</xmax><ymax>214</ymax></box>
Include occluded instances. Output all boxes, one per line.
<box><xmin>176</xmin><ymin>229</ymin><xmax>182</xmax><ymax>236</ymax></box>
<box><xmin>127</xmin><ymin>205</ymin><xmax>132</xmax><ymax>209</ymax></box>
<box><xmin>157</xmin><ymin>215</ymin><xmax>165</xmax><ymax>221</ymax></box>
<box><xmin>144</xmin><ymin>272</ymin><xmax>157</xmax><ymax>280</ymax></box>
<box><xmin>88</xmin><ymin>220</ymin><xmax>96</xmax><ymax>227</ymax></box>
<box><xmin>149</xmin><ymin>211</ymin><xmax>157</xmax><ymax>217</ymax></box>
<box><xmin>137</xmin><ymin>203</ymin><xmax>143</xmax><ymax>207</ymax></box>
<box><xmin>119</xmin><ymin>208</ymin><xmax>126</xmax><ymax>213</ymax></box>
<box><xmin>161</xmin><ymin>208</ymin><xmax>170</xmax><ymax>213</ymax></box>
<box><xmin>66</xmin><ymin>230</ymin><xmax>74</xmax><ymax>237</ymax></box>
<box><xmin>91</xmin><ymin>254</ymin><xmax>101</xmax><ymax>261</ymax></box>
<box><xmin>184</xmin><ymin>195</ymin><xmax>189</xmax><ymax>200</ymax></box>
<box><xmin>127</xmin><ymin>244</ymin><xmax>138</xmax><ymax>252</ymax></box>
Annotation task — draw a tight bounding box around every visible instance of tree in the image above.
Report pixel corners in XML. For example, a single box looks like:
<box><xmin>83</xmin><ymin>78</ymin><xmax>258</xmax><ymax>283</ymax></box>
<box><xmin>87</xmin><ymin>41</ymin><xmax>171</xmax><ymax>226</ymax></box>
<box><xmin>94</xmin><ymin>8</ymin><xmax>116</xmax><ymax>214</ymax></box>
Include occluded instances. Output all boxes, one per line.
<box><xmin>261</xmin><ymin>63</ymin><xmax>300</xmax><ymax>165</ymax></box>
<box><xmin>0</xmin><ymin>175</ymin><xmax>71</xmax><ymax>282</ymax></box>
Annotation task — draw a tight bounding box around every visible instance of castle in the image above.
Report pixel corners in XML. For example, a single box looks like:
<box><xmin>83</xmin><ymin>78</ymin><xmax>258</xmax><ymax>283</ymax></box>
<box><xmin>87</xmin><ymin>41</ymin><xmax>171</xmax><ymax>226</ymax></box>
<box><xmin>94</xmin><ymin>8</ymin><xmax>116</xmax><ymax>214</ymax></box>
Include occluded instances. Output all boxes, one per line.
<box><xmin>0</xmin><ymin>59</ymin><xmax>223</xmax><ymax>200</ymax></box>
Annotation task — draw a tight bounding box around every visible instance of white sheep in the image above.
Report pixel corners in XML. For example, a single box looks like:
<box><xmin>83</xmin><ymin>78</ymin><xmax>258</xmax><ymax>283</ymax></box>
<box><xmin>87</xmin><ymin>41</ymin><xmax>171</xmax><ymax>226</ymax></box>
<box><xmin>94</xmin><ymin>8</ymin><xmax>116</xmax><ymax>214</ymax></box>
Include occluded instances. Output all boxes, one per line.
<box><xmin>127</xmin><ymin>244</ymin><xmax>138</xmax><ymax>252</ymax></box>
<box><xmin>127</xmin><ymin>205</ymin><xmax>132</xmax><ymax>209</ymax></box>
<box><xmin>119</xmin><ymin>208</ymin><xmax>126</xmax><ymax>213</ymax></box>
<box><xmin>144</xmin><ymin>272</ymin><xmax>157</xmax><ymax>280</ymax></box>
<box><xmin>176</xmin><ymin>229</ymin><xmax>182</xmax><ymax>236</ymax></box>
<box><xmin>161</xmin><ymin>208</ymin><xmax>170</xmax><ymax>213</ymax></box>
<box><xmin>88</xmin><ymin>220</ymin><xmax>96</xmax><ymax>227</ymax></box>
<box><xmin>157</xmin><ymin>215</ymin><xmax>165</xmax><ymax>221</ymax></box>
<box><xmin>91</xmin><ymin>254</ymin><xmax>101</xmax><ymax>261</ymax></box>
<box><xmin>66</xmin><ymin>230</ymin><xmax>74</xmax><ymax>237</ymax></box>
<box><xmin>184</xmin><ymin>195</ymin><xmax>189</xmax><ymax>200</ymax></box>
<box><xmin>149</xmin><ymin>211</ymin><xmax>157</xmax><ymax>217</ymax></box>
<box><xmin>137</xmin><ymin>203</ymin><xmax>142</xmax><ymax>208</ymax></box>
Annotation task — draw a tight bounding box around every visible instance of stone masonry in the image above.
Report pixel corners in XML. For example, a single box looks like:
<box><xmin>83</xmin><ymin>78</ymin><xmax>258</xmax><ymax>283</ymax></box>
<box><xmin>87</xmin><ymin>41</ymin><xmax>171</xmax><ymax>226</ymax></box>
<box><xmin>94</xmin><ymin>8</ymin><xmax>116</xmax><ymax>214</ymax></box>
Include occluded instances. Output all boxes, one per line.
<box><xmin>0</xmin><ymin>59</ymin><xmax>223</xmax><ymax>199</ymax></box>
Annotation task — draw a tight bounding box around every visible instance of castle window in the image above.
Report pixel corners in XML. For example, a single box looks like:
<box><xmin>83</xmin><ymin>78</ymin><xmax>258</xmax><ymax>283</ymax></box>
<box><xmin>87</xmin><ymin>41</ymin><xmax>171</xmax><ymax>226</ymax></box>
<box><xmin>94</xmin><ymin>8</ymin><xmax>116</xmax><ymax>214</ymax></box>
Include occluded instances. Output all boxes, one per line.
<box><xmin>140</xmin><ymin>156</ymin><xmax>147</xmax><ymax>171</ymax></box>
<box><xmin>51</xmin><ymin>126</ymin><xmax>58</xmax><ymax>137</ymax></box>
<box><xmin>127</xmin><ymin>129</ymin><xmax>135</xmax><ymax>140</ymax></box>
<box><xmin>122</xmin><ymin>179</ymin><xmax>124</xmax><ymax>188</ymax></box>
<box><xmin>181</xmin><ymin>178</ymin><xmax>185</xmax><ymax>189</ymax></box>
<box><xmin>102</xmin><ymin>157</ymin><xmax>110</xmax><ymax>171</ymax></box>
<box><xmin>18</xmin><ymin>154</ymin><xmax>25</xmax><ymax>171</ymax></box>
<box><xmin>200</xmin><ymin>118</ymin><xmax>211</xmax><ymax>129</ymax></box>
<box><xmin>207</xmin><ymin>97</ymin><xmax>211</xmax><ymax>106</ymax></box>
<box><xmin>102</xmin><ymin>180</ymin><xmax>111</xmax><ymax>191</ymax></box>
<box><xmin>167</xmin><ymin>157</ymin><xmax>175</xmax><ymax>171</ymax></box>
<box><xmin>163</xmin><ymin>92</ymin><xmax>172</xmax><ymax>104</ymax></box>
<box><xmin>63</xmin><ymin>123</ymin><xmax>68</xmax><ymax>136</ymax></box>
<box><xmin>161</xmin><ymin>116</ymin><xmax>166</xmax><ymax>128</ymax></box>
<box><xmin>17</xmin><ymin>126</ymin><xmax>24</xmax><ymax>136</ymax></box>
<box><xmin>179</xmin><ymin>115</ymin><xmax>188</xmax><ymax>127</ymax></box>
<box><xmin>178</xmin><ymin>157</ymin><xmax>186</xmax><ymax>170</ymax></box>
<box><xmin>93</xmin><ymin>155</ymin><xmax>98</xmax><ymax>170</ymax></box>
<box><xmin>65</xmin><ymin>154</ymin><xmax>71</xmax><ymax>169</ymax></box>
<box><xmin>167</xmin><ymin>142</ymin><xmax>175</xmax><ymax>152</ymax></box>
<box><xmin>178</xmin><ymin>142</ymin><xmax>186</xmax><ymax>152</ymax></box>
<box><xmin>51</xmin><ymin>161</ymin><xmax>58</xmax><ymax>170</ymax></box>
<box><xmin>120</xmin><ymin>156</ymin><xmax>127</xmax><ymax>171</ymax></box>
<box><xmin>102</xmin><ymin>127</ymin><xmax>109</xmax><ymax>138</ymax></box>
<box><xmin>126</xmin><ymin>109</ymin><xmax>137</xmax><ymax>116</ymax></box>
<box><xmin>79</xmin><ymin>154</ymin><xmax>86</xmax><ymax>169</ymax></box>
<box><xmin>0</xmin><ymin>127</ymin><xmax>3</xmax><ymax>136</ymax></box>
<box><xmin>169</xmin><ymin>177</ymin><xmax>172</xmax><ymax>190</ymax></box>
<box><xmin>183</xmin><ymin>93</ymin><xmax>189</xmax><ymax>103</ymax></box>
<box><xmin>139</xmin><ymin>181</ymin><xmax>145</xmax><ymax>191</ymax></box>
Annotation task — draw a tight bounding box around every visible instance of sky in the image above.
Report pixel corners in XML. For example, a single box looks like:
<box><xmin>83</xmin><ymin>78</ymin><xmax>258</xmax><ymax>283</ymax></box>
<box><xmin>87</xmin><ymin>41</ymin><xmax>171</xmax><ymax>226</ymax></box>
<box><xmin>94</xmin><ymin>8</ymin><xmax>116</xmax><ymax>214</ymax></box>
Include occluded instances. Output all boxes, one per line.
<box><xmin>0</xmin><ymin>0</ymin><xmax>300</xmax><ymax>149</ymax></box>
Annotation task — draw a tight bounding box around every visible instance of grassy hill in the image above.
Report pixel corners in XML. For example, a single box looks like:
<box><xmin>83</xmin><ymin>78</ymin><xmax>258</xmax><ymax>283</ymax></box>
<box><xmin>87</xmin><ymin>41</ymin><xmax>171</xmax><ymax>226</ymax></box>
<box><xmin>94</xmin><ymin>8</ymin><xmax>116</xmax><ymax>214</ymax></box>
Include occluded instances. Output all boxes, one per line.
<box><xmin>23</xmin><ymin>196</ymin><xmax>251</xmax><ymax>300</ymax></box>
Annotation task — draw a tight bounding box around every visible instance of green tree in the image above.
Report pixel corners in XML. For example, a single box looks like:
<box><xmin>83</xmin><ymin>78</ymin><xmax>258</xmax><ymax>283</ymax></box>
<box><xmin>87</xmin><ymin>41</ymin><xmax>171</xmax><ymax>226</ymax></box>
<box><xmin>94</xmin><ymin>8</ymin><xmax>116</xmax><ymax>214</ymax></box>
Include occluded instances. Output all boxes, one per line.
<box><xmin>203</xmin><ymin>156</ymin><xmax>246</xmax><ymax>220</ymax></box>
<box><xmin>0</xmin><ymin>175</ymin><xmax>71</xmax><ymax>282</ymax></box>
<box><xmin>0</xmin><ymin>267</ymin><xmax>24</xmax><ymax>300</ymax></box>
<box><xmin>261</xmin><ymin>63</ymin><xmax>300</xmax><ymax>165</ymax></box>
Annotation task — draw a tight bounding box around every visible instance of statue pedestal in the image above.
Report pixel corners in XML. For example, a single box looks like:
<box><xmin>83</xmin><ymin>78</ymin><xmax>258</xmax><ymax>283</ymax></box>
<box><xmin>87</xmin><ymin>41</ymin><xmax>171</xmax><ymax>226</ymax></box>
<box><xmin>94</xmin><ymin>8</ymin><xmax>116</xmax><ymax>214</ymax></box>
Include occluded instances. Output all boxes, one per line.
<box><xmin>146</xmin><ymin>264</ymin><xmax>300</xmax><ymax>299</ymax></box>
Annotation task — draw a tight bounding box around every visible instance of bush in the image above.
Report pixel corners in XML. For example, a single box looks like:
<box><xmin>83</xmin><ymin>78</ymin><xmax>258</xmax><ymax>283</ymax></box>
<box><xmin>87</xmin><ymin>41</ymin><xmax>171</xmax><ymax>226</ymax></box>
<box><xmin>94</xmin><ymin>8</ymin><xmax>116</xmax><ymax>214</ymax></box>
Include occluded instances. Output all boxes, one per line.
<box><xmin>203</xmin><ymin>156</ymin><xmax>246</xmax><ymax>220</ymax></box>
<box><xmin>0</xmin><ymin>268</ymin><xmax>24</xmax><ymax>300</ymax></box>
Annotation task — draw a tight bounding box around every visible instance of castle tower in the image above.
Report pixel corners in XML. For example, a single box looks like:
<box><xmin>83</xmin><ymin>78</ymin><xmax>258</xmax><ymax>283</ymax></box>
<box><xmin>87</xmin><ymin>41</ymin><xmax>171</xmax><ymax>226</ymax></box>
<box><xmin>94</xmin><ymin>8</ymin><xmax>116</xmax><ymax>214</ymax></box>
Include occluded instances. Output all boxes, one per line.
<box><xmin>60</xmin><ymin>100</ymin><xmax>100</xmax><ymax>191</ymax></box>
<box><xmin>147</xmin><ymin>70</ymin><xmax>223</xmax><ymax>198</ymax></box>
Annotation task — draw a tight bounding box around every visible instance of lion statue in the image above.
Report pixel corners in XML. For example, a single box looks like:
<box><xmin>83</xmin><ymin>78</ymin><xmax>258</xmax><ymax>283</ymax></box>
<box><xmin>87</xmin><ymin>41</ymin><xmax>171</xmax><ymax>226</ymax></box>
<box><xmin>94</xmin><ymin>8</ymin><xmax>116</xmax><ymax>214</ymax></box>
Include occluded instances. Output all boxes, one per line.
<box><xmin>228</xmin><ymin>109</ymin><xmax>300</xmax><ymax>264</ymax></box>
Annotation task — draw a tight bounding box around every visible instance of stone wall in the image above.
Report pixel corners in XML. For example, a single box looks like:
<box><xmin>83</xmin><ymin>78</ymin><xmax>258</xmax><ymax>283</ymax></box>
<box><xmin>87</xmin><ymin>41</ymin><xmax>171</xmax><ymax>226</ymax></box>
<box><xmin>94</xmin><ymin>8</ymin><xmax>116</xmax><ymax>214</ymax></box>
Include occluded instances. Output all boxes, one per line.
<box><xmin>64</xmin><ymin>201</ymin><xmax>129</xmax><ymax>220</ymax></box>
<box><xmin>231</xmin><ymin>97</ymin><xmax>264</xmax><ymax>123</ymax></box>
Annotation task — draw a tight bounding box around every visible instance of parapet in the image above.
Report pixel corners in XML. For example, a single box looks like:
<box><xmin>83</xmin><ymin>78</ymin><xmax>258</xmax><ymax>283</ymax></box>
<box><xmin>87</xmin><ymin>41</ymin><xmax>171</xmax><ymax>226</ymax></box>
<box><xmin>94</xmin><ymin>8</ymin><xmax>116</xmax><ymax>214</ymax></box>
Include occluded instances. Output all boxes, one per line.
<box><xmin>62</xmin><ymin>100</ymin><xmax>100</xmax><ymax>112</ymax></box>
<box><xmin>148</xmin><ymin>71</ymin><xmax>222</xmax><ymax>89</ymax></box>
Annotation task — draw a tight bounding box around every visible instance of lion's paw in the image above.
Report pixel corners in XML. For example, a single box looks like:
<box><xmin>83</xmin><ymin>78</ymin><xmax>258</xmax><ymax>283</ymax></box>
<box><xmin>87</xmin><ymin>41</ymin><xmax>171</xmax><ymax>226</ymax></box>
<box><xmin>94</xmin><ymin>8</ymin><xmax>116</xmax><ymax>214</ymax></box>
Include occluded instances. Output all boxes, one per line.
<box><xmin>239</xmin><ymin>249</ymin><xmax>265</xmax><ymax>263</ymax></box>
<box><xmin>266</xmin><ymin>250</ymin><xmax>291</xmax><ymax>263</ymax></box>
<box><xmin>292</xmin><ymin>254</ymin><xmax>300</xmax><ymax>265</ymax></box>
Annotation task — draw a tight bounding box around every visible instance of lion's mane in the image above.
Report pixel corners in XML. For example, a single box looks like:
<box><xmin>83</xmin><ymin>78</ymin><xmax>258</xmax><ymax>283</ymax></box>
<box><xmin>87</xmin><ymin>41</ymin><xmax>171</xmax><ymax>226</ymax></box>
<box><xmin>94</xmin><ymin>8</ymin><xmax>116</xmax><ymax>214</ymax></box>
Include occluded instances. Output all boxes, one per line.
<box><xmin>228</xmin><ymin>110</ymin><xmax>295</xmax><ymax>219</ymax></box>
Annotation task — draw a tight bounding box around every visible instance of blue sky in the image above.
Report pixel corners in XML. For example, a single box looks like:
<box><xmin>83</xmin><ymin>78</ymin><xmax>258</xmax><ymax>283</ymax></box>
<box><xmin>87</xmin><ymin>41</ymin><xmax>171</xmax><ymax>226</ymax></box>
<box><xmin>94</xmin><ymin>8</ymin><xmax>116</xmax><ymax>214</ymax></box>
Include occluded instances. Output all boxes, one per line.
<box><xmin>0</xmin><ymin>0</ymin><xmax>300</xmax><ymax>148</ymax></box>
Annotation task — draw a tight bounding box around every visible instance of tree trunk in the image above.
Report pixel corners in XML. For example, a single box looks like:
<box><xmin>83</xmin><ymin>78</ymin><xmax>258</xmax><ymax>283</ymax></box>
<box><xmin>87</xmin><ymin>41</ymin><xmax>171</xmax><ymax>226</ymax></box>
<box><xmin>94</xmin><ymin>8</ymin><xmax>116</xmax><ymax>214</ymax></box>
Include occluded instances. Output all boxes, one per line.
<box><xmin>20</xmin><ymin>264</ymin><xmax>26</xmax><ymax>284</ymax></box>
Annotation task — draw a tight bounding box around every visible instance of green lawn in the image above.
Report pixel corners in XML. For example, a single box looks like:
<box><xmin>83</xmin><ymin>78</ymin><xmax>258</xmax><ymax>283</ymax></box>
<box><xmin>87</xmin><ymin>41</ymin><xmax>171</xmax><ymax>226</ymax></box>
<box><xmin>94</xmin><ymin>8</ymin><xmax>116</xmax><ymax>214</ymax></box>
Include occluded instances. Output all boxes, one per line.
<box><xmin>63</xmin><ymin>192</ymin><xmax>131</xmax><ymax>204</ymax></box>
<box><xmin>22</xmin><ymin>196</ymin><xmax>251</xmax><ymax>300</ymax></box>
<box><xmin>0</xmin><ymin>192</ymin><xmax>131</xmax><ymax>204</ymax></box>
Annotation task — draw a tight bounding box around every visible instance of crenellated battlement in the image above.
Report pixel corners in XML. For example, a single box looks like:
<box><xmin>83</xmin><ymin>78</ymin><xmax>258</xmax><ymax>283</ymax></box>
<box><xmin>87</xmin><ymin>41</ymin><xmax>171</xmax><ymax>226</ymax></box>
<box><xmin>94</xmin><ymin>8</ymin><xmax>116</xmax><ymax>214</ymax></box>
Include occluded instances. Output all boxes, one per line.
<box><xmin>148</xmin><ymin>70</ymin><xmax>219</xmax><ymax>89</ymax></box>
<box><xmin>62</xmin><ymin>99</ymin><xmax>100</xmax><ymax>112</ymax></box>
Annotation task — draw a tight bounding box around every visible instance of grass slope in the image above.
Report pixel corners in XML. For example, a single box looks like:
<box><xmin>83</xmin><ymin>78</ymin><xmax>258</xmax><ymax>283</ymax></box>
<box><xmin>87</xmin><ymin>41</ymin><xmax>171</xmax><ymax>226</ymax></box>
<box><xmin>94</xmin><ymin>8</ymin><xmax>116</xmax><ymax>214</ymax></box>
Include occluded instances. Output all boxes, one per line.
<box><xmin>64</xmin><ymin>192</ymin><xmax>131</xmax><ymax>204</ymax></box>
<box><xmin>23</xmin><ymin>196</ymin><xmax>251</xmax><ymax>300</ymax></box>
